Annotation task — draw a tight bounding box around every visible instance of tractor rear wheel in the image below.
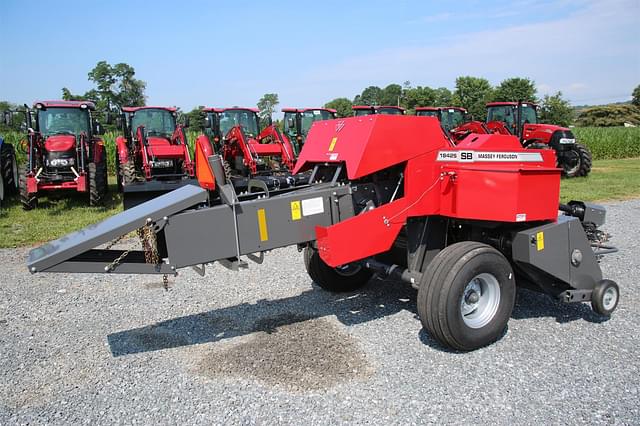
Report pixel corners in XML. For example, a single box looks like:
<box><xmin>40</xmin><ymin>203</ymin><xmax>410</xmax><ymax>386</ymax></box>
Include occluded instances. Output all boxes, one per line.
<box><xmin>89</xmin><ymin>161</ymin><xmax>107</xmax><ymax>206</ymax></box>
<box><xmin>1</xmin><ymin>142</ymin><xmax>18</xmax><ymax>196</ymax></box>
<box><xmin>417</xmin><ymin>241</ymin><xmax>516</xmax><ymax>351</ymax></box>
<box><xmin>19</xmin><ymin>166</ymin><xmax>37</xmax><ymax>210</ymax></box>
<box><xmin>304</xmin><ymin>246</ymin><xmax>372</xmax><ymax>293</ymax></box>
<box><xmin>121</xmin><ymin>159</ymin><xmax>137</xmax><ymax>185</ymax></box>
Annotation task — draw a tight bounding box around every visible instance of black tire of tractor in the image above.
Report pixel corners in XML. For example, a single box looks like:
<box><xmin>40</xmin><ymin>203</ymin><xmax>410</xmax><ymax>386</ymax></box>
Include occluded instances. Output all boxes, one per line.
<box><xmin>89</xmin><ymin>161</ymin><xmax>107</xmax><ymax>206</ymax></box>
<box><xmin>19</xmin><ymin>165</ymin><xmax>37</xmax><ymax>210</ymax></box>
<box><xmin>574</xmin><ymin>143</ymin><xmax>592</xmax><ymax>177</ymax></box>
<box><xmin>115</xmin><ymin>154</ymin><xmax>123</xmax><ymax>192</ymax></box>
<box><xmin>1</xmin><ymin>142</ymin><xmax>18</xmax><ymax>196</ymax></box>
<box><xmin>121</xmin><ymin>159</ymin><xmax>137</xmax><ymax>186</ymax></box>
<box><xmin>304</xmin><ymin>246</ymin><xmax>373</xmax><ymax>293</ymax></box>
<box><xmin>223</xmin><ymin>160</ymin><xmax>233</xmax><ymax>184</ymax></box>
<box><xmin>416</xmin><ymin>241</ymin><xmax>516</xmax><ymax>351</ymax></box>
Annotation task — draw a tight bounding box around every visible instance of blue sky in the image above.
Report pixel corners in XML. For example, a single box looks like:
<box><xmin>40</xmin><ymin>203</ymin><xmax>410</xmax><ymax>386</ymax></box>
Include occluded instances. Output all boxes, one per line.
<box><xmin>1</xmin><ymin>0</ymin><xmax>638</xmax><ymax>112</ymax></box>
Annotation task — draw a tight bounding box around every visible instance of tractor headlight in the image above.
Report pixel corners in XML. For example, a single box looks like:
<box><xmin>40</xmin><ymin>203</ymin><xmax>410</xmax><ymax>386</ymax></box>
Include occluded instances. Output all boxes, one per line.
<box><xmin>559</xmin><ymin>138</ymin><xmax>576</xmax><ymax>144</ymax></box>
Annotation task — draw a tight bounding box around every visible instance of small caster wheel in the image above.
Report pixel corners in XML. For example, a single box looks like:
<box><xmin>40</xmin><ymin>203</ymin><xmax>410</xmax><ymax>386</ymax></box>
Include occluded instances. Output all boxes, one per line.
<box><xmin>591</xmin><ymin>280</ymin><xmax>619</xmax><ymax>316</ymax></box>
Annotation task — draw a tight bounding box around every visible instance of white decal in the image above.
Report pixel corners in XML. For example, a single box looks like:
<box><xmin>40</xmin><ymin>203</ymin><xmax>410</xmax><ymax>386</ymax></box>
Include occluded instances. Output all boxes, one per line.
<box><xmin>436</xmin><ymin>151</ymin><xmax>543</xmax><ymax>162</ymax></box>
<box><xmin>329</xmin><ymin>153</ymin><xmax>339</xmax><ymax>160</ymax></box>
<box><xmin>516</xmin><ymin>213</ymin><xmax>527</xmax><ymax>222</ymax></box>
<box><xmin>302</xmin><ymin>197</ymin><xmax>324</xmax><ymax>216</ymax></box>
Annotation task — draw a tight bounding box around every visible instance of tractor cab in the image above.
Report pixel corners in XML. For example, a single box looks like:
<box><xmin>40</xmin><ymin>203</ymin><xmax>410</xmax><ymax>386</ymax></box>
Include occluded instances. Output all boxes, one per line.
<box><xmin>486</xmin><ymin>102</ymin><xmax>538</xmax><ymax>137</ymax></box>
<box><xmin>282</xmin><ymin>108</ymin><xmax>337</xmax><ymax>154</ymax></box>
<box><xmin>203</xmin><ymin>107</ymin><xmax>261</xmax><ymax>148</ymax></box>
<box><xmin>416</xmin><ymin>106</ymin><xmax>468</xmax><ymax>133</ymax></box>
<box><xmin>352</xmin><ymin>105</ymin><xmax>406</xmax><ymax>116</ymax></box>
<box><xmin>124</xmin><ymin>107</ymin><xmax>178</xmax><ymax>143</ymax></box>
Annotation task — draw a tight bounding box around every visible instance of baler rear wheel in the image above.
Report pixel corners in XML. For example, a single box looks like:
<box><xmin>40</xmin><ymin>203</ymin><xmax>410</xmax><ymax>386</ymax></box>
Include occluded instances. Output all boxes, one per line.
<box><xmin>89</xmin><ymin>161</ymin><xmax>107</xmax><ymax>206</ymax></box>
<box><xmin>19</xmin><ymin>165</ymin><xmax>37</xmax><ymax>210</ymax></box>
<box><xmin>1</xmin><ymin>142</ymin><xmax>18</xmax><ymax>196</ymax></box>
<box><xmin>304</xmin><ymin>246</ymin><xmax>372</xmax><ymax>293</ymax></box>
<box><xmin>591</xmin><ymin>279</ymin><xmax>619</xmax><ymax>316</ymax></box>
<box><xmin>417</xmin><ymin>241</ymin><xmax>515</xmax><ymax>351</ymax></box>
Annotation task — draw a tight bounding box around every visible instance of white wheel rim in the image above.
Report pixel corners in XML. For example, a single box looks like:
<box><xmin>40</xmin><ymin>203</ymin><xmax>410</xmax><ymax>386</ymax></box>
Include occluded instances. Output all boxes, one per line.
<box><xmin>602</xmin><ymin>287</ymin><xmax>618</xmax><ymax>311</ymax></box>
<box><xmin>460</xmin><ymin>273</ymin><xmax>501</xmax><ymax>329</ymax></box>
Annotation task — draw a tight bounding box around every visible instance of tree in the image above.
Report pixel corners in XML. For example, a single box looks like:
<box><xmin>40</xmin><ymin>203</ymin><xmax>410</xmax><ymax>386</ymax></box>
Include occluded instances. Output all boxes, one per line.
<box><xmin>492</xmin><ymin>77</ymin><xmax>537</xmax><ymax>103</ymax></box>
<box><xmin>185</xmin><ymin>106</ymin><xmax>206</xmax><ymax>130</ymax></box>
<box><xmin>539</xmin><ymin>92</ymin><xmax>574</xmax><ymax>127</ymax></box>
<box><xmin>404</xmin><ymin>86</ymin><xmax>436</xmax><ymax>110</ymax></box>
<box><xmin>257</xmin><ymin>93</ymin><xmax>279</xmax><ymax>123</ymax></box>
<box><xmin>575</xmin><ymin>104</ymin><xmax>640</xmax><ymax>127</ymax></box>
<box><xmin>380</xmin><ymin>84</ymin><xmax>403</xmax><ymax>106</ymax></box>
<box><xmin>433</xmin><ymin>87</ymin><xmax>453</xmax><ymax>106</ymax></box>
<box><xmin>0</xmin><ymin>100</ymin><xmax>25</xmax><ymax>132</ymax></box>
<box><xmin>62</xmin><ymin>61</ymin><xmax>146</xmax><ymax>112</ymax></box>
<box><xmin>357</xmin><ymin>86</ymin><xmax>383</xmax><ymax>106</ymax></box>
<box><xmin>325</xmin><ymin>98</ymin><xmax>353</xmax><ymax>118</ymax></box>
<box><xmin>632</xmin><ymin>84</ymin><xmax>640</xmax><ymax>107</ymax></box>
<box><xmin>454</xmin><ymin>76</ymin><xmax>494</xmax><ymax>121</ymax></box>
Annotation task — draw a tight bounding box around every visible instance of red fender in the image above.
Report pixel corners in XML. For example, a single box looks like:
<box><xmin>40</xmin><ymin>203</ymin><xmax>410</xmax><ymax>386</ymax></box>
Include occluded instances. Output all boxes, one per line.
<box><xmin>115</xmin><ymin>136</ymin><xmax>130</xmax><ymax>163</ymax></box>
<box><xmin>93</xmin><ymin>139</ymin><xmax>105</xmax><ymax>163</ymax></box>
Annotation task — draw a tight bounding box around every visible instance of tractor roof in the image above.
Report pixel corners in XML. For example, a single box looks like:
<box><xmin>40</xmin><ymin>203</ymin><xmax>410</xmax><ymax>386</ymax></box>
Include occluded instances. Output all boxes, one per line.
<box><xmin>416</xmin><ymin>106</ymin><xmax>468</xmax><ymax>112</ymax></box>
<box><xmin>352</xmin><ymin>105</ymin><xmax>406</xmax><ymax>112</ymax></box>
<box><xmin>281</xmin><ymin>107</ymin><xmax>337</xmax><ymax>114</ymax></box>
<box><xmin>202</xmin><ymin>107</ymin><xmax>260</xmax><ymax>113</ymax></box>
<box><xmin>122</xmin><ymin>106</ymin><xmax>177</xmax><ymax>113</ymax></box>
<box><xmin>34</xmin><ymin>100</ymin><xmax>95</xmax><ymax>110</ymax></box>
<box><xmin>486</xmin><ymin>102</ymin><xmax>539</xmax><ymax>108</ymax></box>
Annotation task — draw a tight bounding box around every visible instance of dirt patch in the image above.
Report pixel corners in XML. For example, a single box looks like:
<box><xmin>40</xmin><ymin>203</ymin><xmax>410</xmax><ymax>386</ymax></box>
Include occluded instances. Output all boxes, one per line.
<box><xmin>193</xmin><ymin>314</ymin><xmax>374</xmax><ymax>392</ymax></box>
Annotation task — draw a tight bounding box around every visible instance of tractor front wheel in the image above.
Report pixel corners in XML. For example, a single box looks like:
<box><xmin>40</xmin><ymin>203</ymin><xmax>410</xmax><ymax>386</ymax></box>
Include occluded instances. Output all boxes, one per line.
<box><xmin>1</xmin><ymin>142</ymin><xmax>18</xmax><ymax>197</ymax></box>
<box><xmin>121</xmin><ymin>159</ymin><xmax>137</xmax><ymax>186</ymax></box>
<box><xmin>89</xmin><ymin>161</ymin><xmax>107</xmax><ymax>206</ymax></box>
<box><xmin>304</xmin><ymin>246</ymin><xmax>372</xmax><ymax>293</ymax></box>
<box><xmin>19</xmin><ymin>166</ymin><xmax>37</xmax><ymax>210</ymax></box>
<box><xmin>115</xmin><ymin>155</ymin><xmax>123</xmax><ymax>192</ymax></box>
<box><xmin>560</xmin><ymin>143</ymin><xmax>592</xmax><ymax>177</ymax></box>
<box><xmin>417</xmin><ymin>241</ymin><xmax>516</xmax><ymax>351</ymax></box>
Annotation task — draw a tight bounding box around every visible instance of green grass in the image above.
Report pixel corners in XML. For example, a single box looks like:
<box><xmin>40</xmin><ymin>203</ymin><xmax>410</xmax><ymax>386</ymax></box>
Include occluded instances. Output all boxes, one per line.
<box><xmin>560</xmin><ymin>157</ymin><xmax>640</xmax><ymax>203</ymax></box>
<box><xmin>1</xmin><ymin>159</ymin><xmax>639</xmax><ymax>248</ymax></box>
<box><xmin>0</xmin><ymin>178</ymin><xmax>123</xmax><ymax>248</ymax></box>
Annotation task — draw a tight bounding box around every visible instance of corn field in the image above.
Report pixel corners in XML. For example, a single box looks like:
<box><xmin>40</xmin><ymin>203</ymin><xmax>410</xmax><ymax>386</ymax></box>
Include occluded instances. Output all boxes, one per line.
<box><xmin>2</xmin><ymin>127</ymin><xmax>638</xmax><ymax>176</ymax></box>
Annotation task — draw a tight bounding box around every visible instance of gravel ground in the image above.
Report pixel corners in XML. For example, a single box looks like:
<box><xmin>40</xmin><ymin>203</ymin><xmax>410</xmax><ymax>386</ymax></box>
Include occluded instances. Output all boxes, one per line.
<box><xmin>1</xmin><ymin>199</ymin><xmax>639</xmax><ymax>425</ymax></box>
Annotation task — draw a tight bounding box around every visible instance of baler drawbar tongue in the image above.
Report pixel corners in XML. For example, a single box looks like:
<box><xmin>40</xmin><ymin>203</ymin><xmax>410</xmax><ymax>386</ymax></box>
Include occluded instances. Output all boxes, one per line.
<box><xmin>27</xmin><ymin>184</ymin><xmax>208</xmax><ymax>274</ymax></box>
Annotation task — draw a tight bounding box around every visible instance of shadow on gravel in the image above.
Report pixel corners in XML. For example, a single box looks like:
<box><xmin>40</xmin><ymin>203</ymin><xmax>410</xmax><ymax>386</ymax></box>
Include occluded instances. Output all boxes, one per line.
<box><xmin>107</xmin><ymin>280</ymin><xmax>608</xmax><ymax>357</ymax></box>
<box><xmin>107</xmin><ymin>277</ymin><xmax>418</xmax><ymax>357</ymax></box>
<box><xmin>512</xmin><ymin>288</ymin><xmax>609</xmax><ymax>324</ymax></box>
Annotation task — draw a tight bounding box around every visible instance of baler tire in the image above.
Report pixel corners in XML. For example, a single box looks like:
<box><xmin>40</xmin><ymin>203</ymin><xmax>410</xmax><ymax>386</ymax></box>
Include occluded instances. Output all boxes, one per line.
<box><xmin>121</xmin><ymin>159</ymin><xmax>137</xmax><ymax>186</ymax></box>
<box><xmin>417</xmin><ymin>241</ymin><xmax>516</xmax><ymax>351</ymax></box>
<box><xmin>304</xmin><ymin>246</ymin><xmax>372</xmax><ymax>293</ymax></box>
<box><xmin>575</xmin><ymin>143</ymin><xmax>592</xmax><ymax>177</ymax></box>
<box><xmin>591</xmin><ymin>280</ymin><xmax>619</xmax><ymax>316</ymax></box>
<box><xmin>1</xmin><ymin>142</ymin><xmax>18</xmax><ymax>195</ymax></box>
<box><xmin>89</xmin><ymin>161</ymin><xmax>107</xmax><ymax>206</ymax></box>
<box><xmin>19</xmin><ymin>166</ymin><xmax>37</xmax><ymax>210</ymax></box>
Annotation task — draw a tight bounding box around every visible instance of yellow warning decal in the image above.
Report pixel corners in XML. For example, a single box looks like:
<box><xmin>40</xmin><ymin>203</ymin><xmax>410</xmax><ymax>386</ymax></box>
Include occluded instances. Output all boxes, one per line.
<box><xmin>536</xmin><ymin>231</ymin><xmax>544</xmax><ymax>251</ymax></box>
<box><xmin>329</xmin><ymin>137</ymin><xmax>337</xmax><ymax>151</ymax></box>
<box><xmin>291</xmin><ymin>201</ymin><xmax>301</xmax><ymax>221</ymax></box>
<box><xmin>257</xmin><ymin>209</ymin><xmax>269</xmax><ymax>241</ymax></box>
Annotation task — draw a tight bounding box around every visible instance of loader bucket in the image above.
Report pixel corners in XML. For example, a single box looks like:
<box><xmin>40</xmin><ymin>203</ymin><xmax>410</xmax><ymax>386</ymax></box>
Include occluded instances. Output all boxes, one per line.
<box><xmin>27</xmin><ymin>184</ymin><xmax>208</xmax><ymax>274</ymax></box>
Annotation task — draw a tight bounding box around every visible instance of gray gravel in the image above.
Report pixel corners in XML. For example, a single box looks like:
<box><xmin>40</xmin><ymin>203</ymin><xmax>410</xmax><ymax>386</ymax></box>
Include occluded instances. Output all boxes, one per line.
<box><xmin>1</xmin><ymin>198</ymin><xmax>639</xmax><ymax>425</ymax></box>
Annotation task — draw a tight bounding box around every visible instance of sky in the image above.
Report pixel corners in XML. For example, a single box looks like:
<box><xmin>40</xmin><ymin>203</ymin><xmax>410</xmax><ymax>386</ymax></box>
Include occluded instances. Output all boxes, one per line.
<box><xmin>1</xmin><ymin>0</ymin><xmax>638</xmax><ymax>113</ymax></box>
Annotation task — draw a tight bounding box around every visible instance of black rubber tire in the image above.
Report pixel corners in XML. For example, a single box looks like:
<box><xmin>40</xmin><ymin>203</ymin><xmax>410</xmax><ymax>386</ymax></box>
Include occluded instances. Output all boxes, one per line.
<box><xmin>304</xmin><ymin>246</ymin><xmax>372</xmax><ymax>293</ymax></box>
<box><xmin>560</xmin><ymin>143</ymin><xmax>592</xmax><ymax>178</ymax></box>
<box><xmin>575</xmin><ymin>143</ymin><xmax>592</xmax><ymax>177</ymax></box>
<box><xmin>1</xmin><ymin>142</ymin><xmax>18</xmax><ymax>196</ymax></box>
<box><xmin>417</xmin><ymin>241</ymin><xmax>516</xmax><ymax>351</ymax></box>
<box><xmin>19</xmin><ymin>165</ymin><xmax>37</xmax><ymax>210</ymax></box>
<box><xmin>121</xmin><ymin>159</ymin><xmax>137</xmax><ymax>185</ymax></box>
<box><xmin>115</xmin><ymin>155</ymin><xmax>123</xmax><ymax>192</ymax></box>
<box><xmin>89</xmin><ymin>160</ymin><xmax>107</xmax><ymax>206</ymax></box>
<box><xmin>223</xmin><ymin>160</ymin><xmax>233</xmax><ymax>183</ymax></box>
<box><xmin>591</xmin><ymin>279</ymin><xmax>619</xmax><ymax>316</ymax></box>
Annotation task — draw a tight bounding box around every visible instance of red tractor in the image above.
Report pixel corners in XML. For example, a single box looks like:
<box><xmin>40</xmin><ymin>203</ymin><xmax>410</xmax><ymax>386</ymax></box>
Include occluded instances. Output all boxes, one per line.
<box><xmin>415</xmin><ymin>106</ymin><xmax>469</xmax><ymax>133</ymax></box>
<box><xmin>199</xmin><ymin>107</ymin><xmax>299</xmax><ymax>192</ymax></box>
<box><xmin>352</xmin><ymin>105</ymin><xmax>406</xmax><ymax>116</ymax></box>
<box><xmin>282</xmin><ymin>108</ymin><xmax>336</xmax><ymax>155</ymax></box>
<box><xmin>17</xmin><ymin>100</ymin><xmax>107</xmax><ymax>209</ymax></box>
<box><xmin>115</xmin><ymin>106</ymin><xmax>195</xmax><ymax>208</ymax></box>
<box><xmin>452</xmin><ymin>101</ymin><xmax>591</xmax><ymax>177</ymax></box>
